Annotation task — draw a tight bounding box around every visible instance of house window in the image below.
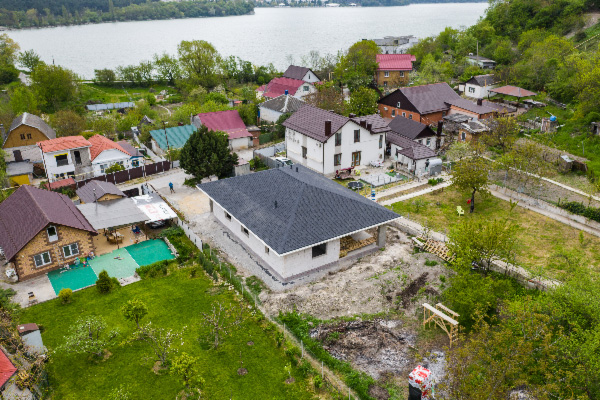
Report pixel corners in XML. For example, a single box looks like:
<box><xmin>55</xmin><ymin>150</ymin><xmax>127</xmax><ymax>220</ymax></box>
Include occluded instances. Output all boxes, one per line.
<box><xmin>100</xmin><ymin>164</ymin><xmax>108</xmax><ymax>173</ymax></box>
<box><xmin>384</xmin><ymin>107</ymin><xmax>388</xmax><ymax>111</ymax></box>
<box><xmin>402</xmin><ymin>112</ymin><xmax>406</xmax><ymax>117</ymax></box>
<box><xmin>20</xmin><ymin>134</ymin><xmax>25</xmax><ymax>140</ymax></box>
<box><xmin>383</xmin><ymin>81</ymin><xmax>388</xmax><ymax>87</ymax></box>
<box><xmin>132</xmin><ymin>160</ymin><xmax>140</xmax><ymax>167</ymax></box>
<box><xmin>27</xmin><ymin>133</ymin><xmax>32</xmax><ymax>139</ymax></box>
<box><xmin>303</xmin><ymin>86</ymin><xmax>309</xmax><ymax>92</ymax></box>
<box><xmin>225</xmin><ymin>212</ymin><xmax>232</xmax><ymax>221</ymax></box>
<box><xmin>397</xmin><ymin>102</ymin><xmax>401</xmax><ymax>108</ymax></box>
<box><xmin>353</xmin><ymin>130</ymin><xmax>360</xmax><ymax>143</ymax></box>
<box><xmin>312</xmin><ymin>243</ymin><xmax>327</xmax><ymax>258</ymax></box>
<box><xmin>400</xmin><ymin>72</ymin><xmax>405</xmax><ymax>77</ymax></box>
<box><xmin>468</xmin><ymin>87</ymin><xmax>476</xmax><ymax>93</ymax></box>
<box><xmin>55</xmin><ymin>154</ymin><xmax>68</xmax><ymax>167</ymax></box>
<box><xmin>73</xmin><ymin>150</ymin><xmax>82</xmax><ymax>165</ymax></box>
<box><xmin>391</xmin><ymin>110</ymin><xmax>396</xmax><ymax>117</ymax></box>
<box><xmin>265</xmin><ymin>246</ymin><xmax>270</xmax><ymax>254</ymax></box>
<box><xmin>351</xmin><ymin>151</ymin><xmax>361</xmax><ymax>167</ymax></box>
<box><xmin>384</xmin><ymin>71</ymin><xmax>390</xmax><ymax>77</ymax></box>
<box><xmin>335</xmin><ymin>132</ymin><xmax>341</xmax><ymax>146</ymax></box>
<box><xmin>63</xmin><ymin>243</ymin><xmax>79</xmax><ymax>258</ymax></box>
<box><xmin>334</xmin><ymin>153</ymin><xmax>342</xmax><ymax>166</ymax></box>
<box><xmin>379</xmin><ymin>135</ymin><xmax>383</xmax><ymax>149</ymax></box>
<box><xmin>442</xmin><ymin>111</ymin><xmax>447</xmax><ymax>117</ymax></box>
<box><xmin>409</xmin><ymin>115</ymin><xmax>413</xmax><ymax>120</ymax></box>
<box><xmin>302</xmin><ymin>146</ymin><xmax>307</xmax><ymax>159</ymax></box>
<box><xmin>461</xmin><ymin>132</ymin><xmax>466</xmax><ymax>141</ymax></box>
<box><xmin>241</xmin><ymin>226</ymin><xmax>249</xmax><ymax>236</ymax></box>
<box><xmin>426</xmin><ymin>138</ymin><xmax>431</xmax><ymax>146</ymax></box>
<box><xmin>47</xmin><ymin>226</ymin><xmax>58</xmax><ymax>242</ymax></box>
<box><xmin>33</xmin><ymin>251</ymin><xmax>52</xmax><ymax>268</ymax></box>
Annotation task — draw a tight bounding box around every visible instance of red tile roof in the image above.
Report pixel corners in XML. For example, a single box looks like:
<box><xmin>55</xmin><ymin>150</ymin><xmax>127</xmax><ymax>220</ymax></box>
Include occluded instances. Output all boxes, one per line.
<box><xmin>37</xmin><ymin>136</ymin><xmax>91</xmax><ymax>153</ymax></box>
<box><xmin>88</xmin><ymin>135</ymin><xmax>131</xmax><ymax>161</ymax></box>
<box><xmin>48</xmin><ymin>178</ymin><xmax>75</xmax><ymax>190</ymax></box>
<box><xmin>263</xmin><ymin>77</ymin><xmax>307</xmax><ymax>99</ymax></box>
<box><xmin>376</xmin><ymin>54</ymin><xmax>416</xmax><ymax>71</ymax></box>
<box><xmin>0</xmin><ymin>349</ymin><xmax>16</xmax><ymax>389</ymax></box>
<box><xmin>0</xmin><ymin>185</ymin><xmax>97</xmax><ymax>261</ymax></box>
<box><xmin>197</xmin><ymin>110</ymin><xmax>253</xmax><ymax>140</ymax></box>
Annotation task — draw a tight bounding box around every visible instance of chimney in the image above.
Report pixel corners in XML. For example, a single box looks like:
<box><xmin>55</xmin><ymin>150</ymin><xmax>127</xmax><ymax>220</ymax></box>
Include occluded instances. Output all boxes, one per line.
<box><xmin>349</xmin><ymin>113</ymin><xmax>356</xmax><ymax>118</ymax></box>
<box><xmin>367</xmin><ymin>123</ymin><xmax>372</xmax><ymax>131</ymax></box>
<box><xmin>296</xmin><ymin>167</ymin><xmax>299</xmax><ymax>172</ymax></box>
<box><xmin>360</xmin><ymin>120</ymin><xmax>367</xmax><ymax>128</ymax></box>
<box><xmin>284</xmin><ymin>89</ymin><xmax>289</xmax><ymax>95</ymax></box>
<box><xmin>274</xmin><ymin>201</ymin><xmax>278</xmax><ymax>209</ymax></box>
<box><xmin>325</xmin><ymin>120</ymin><xmax>332</xmax><ymax>136</ymax></box>
<box><xmin>477</xmin><ymin>98</ymin><xmax>483</xmax><ymax>106</ymax></box>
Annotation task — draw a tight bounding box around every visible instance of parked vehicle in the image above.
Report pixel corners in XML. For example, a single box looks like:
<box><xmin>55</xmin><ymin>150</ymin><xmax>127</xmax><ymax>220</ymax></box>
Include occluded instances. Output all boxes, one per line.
<box><xmin>274</xmin><ymin>157</ymin><xmax>293</xmax><ymax>166</ymax></box>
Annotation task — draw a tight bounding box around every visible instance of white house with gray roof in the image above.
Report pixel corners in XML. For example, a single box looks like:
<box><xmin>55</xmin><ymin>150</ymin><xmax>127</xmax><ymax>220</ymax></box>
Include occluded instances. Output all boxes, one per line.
<box><xmin>259</xmin><ymin>94</ymin><xmax>306</xmax><ymax>123</ymax></box>
<box><xmin>198</xmin><ymin>165</ymin><xmax>398</xmax><ymax>283</ymax></box>
<box><xmin>283</xmin><ymin>105</ymin><xmax>388</xmax><ymax>175</ymax></box>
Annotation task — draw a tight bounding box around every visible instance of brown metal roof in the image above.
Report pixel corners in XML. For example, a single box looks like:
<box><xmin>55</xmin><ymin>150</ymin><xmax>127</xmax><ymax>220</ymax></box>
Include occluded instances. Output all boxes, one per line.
<box><xmin>387</xmin><ymin>132</ymin><xmax>436</xmax><ymax>160</ymax></box>
<box><xmin>282</xmin><ymin>105</ymin><xmax>350</xmax><ymax>143</ymax></box>
<box><xmin>388</xmin><ymin>116</ymin><xmax>436</xmax><ymax>140</ymax></box>
<box><xmin>283</xmin><ymin>65</ymin><xmax>320</xmax><ymax>81</ymax></box>
<box><xmin>489</xmin><ymin>85</ymin><xmax>537</xmax><ymax>98</ymax></box>
<box><xmin>0</xmin><ymin>185</ymin><xmax>97</xmax><ymax>261</ymax></box>
<box><xmin>350</xmin><ymin>114</ymin><xmax>390</xmax><ymax>134</ymax></box>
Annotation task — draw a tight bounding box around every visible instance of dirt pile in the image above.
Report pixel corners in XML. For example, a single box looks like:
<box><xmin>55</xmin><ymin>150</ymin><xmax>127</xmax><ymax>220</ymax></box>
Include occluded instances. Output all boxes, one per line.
<box><xmin>309</xmin><ymin>319</ymin><xmax>416</xmax><ymax>380</ymax></box>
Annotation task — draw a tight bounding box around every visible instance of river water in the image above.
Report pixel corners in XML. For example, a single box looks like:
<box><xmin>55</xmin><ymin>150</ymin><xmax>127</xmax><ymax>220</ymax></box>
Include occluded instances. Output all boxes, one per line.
<box><xmin>6</xmin><ymin>3</ymin><xmax>487</xmax><ymax>79</ymax></box>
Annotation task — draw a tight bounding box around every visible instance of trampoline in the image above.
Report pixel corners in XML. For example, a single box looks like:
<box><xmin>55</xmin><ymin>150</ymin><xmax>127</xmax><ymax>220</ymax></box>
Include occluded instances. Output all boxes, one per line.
<box><xmin>47</xmin><ymin>264</ymin><xmax>98</xmax><ymax>295</ymax></box>
<box><xmin>125</xmin><ymin>240</ymin><xmax>175</xmax><ymax>267</ymax></box>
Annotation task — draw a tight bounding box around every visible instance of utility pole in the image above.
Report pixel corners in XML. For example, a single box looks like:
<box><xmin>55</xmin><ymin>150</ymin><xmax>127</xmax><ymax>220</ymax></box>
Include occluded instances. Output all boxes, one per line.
<box><xmin>163</xmin><ymin>121</ymin><xmax>171</xmax><ymax>167</ymax></box>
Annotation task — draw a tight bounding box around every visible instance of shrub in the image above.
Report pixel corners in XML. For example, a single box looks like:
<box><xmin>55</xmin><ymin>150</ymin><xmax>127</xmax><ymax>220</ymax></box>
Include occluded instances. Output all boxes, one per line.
<box><xmin>96</xmin><ymin>270</ymin><xmax>113</xmax><ymax>293</ymax></box>
<box><xmin>424</xmin><ymin>260</ymin><xmax>438</xmax><ymax>266</ymax></box>
<box><xmin>136</xmin><ymin>260</ymin><xmax>169</xmax><ymax>279</ymax></box>
<box><xmin>298</xmin><ymin>359</ymin><xmax>313</xmax><ymax>378</ymax></box>
<box><xmin>313</xmin><ymin>374</ymin><xmax>324</xmax><ymax>389</ymax></box>
<box><xmin>428</xmin><ymin>177</ymin><xmax>444</xmax><ymax>186</ymax></box>
<box><xmin>560</xmin><ymin>201</ymin><xmax>600</xmax><ymax>223</ymax></box>
<box><xmin>58</xmin><ymin>288</ymin><xmax>73</xmax><ymax>304</ymax></box>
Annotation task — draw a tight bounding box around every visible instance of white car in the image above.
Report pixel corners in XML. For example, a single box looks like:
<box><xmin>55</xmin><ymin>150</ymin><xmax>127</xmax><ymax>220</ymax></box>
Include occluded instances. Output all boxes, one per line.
<box><xmin>275</xmin><ymin>157</ymin><xmax>293</xmax><ymax>166</ymax></box>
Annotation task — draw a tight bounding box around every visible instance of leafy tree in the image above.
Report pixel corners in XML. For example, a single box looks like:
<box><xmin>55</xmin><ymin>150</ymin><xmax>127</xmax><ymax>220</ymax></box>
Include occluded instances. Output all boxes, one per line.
<box><xmin>205</xmin><ymin>92</ymin><xmax>228</xmax><ymax>105</ymax></box>
<box><xmin>237</xmin><ymin>103</ymin><xmax>257</xmax><ymax>126</ymax></box>
<box><xmin>171</xmin><ymin>352</ymin><xmax>204</xmax><ymax>392</ymax></box>
<box><xmin>481</xmin><ymin>116</ymin><xmax>518</xmax><ymax>154</ymax></box>
<box><xmin>30</xmin><ymin>63</ymin><xmax>78</xmax><ymax>113</ymax></box>
<box><xmin>58</xmin><ymin>288</ymin><xmax>73</xmax><ymax>304</ymax></box>
<box><xmin>105</xmin><ymin>163</ymin><xmax>125</xmax><ymax>174</ymax></box>
<box><xmin>8</xmin><ymin>86</ymin><xmax>38</xmax><ymax>114</ymax></box>
<box><xmin>496</xmin><ymin>140</ymin><xmax>549</xmax><ymax>195</ymax></box>
<box><xmin>273</xmin><ymin>112</ymin><xmax>291</xmax><ymax>140</ymax></box>
<box><xmin>153</xmin><ymin>53</ymin><xmax>181</xmax><ymax>85</ymax></box>
<box><xmin>304</xmin><ymin>81</ymin><xmax>346</xmax><ymax>115</ymax></box>
<box><xmin>60</xmin><ymin>316</ymin><xmax>119</xmax><ymax>358</ymax></box>
<box><xmin>180</xmin><ymin>125</ymin><xmax>238</xmax><ymax>180</ymax></box>
<box><xmin>96</xmin><ymin>270</ymin><xmax>113</xmax><ymax>293</ymax></box>
<box><xmin>94</xmin><ymin>68</ymin><xmax>117</xmax><ymax>85</ymax></box>
<box><xmin>121</xmin><ymin>298</ymin><xmax>148</xmax><ymax>329</ymax></box>
<box><xmin>93</xmin><ymin>117</ymin><xmax>116</xmax><ymax>137</ymax></box>
<box><xmin>0</xmin><ymin>64</ymin><xmax>18</xmax><ymax>84</ymax></box>
<box><xmin>134</xmin><ymin>322</ymin><xmax>185</xmax><ymax>366</ymax></box>
<box><xmin>199</xmin><ymin>302</ymin><xmax>244</xmax><ymax>349</ymax></box>
<box><xmin>50</xmin><ymin>110</ymin><xmax>86</xmax><ymax>137</ymax></box>
<box><xmin>446</xmin><ymin>141</ymin><xmax>473</xmax><ymax>162</ymax></box>
<box><xmin>17</xmin><ymin>50</ymin><xmax>41</xmax><ymax>72</ymax></box>
<box><xmin>0</xmin><ymin>34</ymin><xmax>20</xmax><ymax>66</ymax></box>
<box><xmin>448</xmin><ymin>216</ymin><xmax>520</xmax><ymax>274</ymax></box>
<box><xmin>177</xmin><ymin>40</ymin><xmax>220</xmax><ymax>89</ymax></box>
<box><xmin>347</xmin><ymin>87</ymin><xmax>379</xmax><ymax>116</ymax></box>
<box><xmin>334</xmin><ymin>40</ymin><xmax>379</xmax><ymax>90</ymax></box>
<box><xmin>452</xmin><ymin>156</ymin><xmax>491</xmax><ymax>213</ymax></box>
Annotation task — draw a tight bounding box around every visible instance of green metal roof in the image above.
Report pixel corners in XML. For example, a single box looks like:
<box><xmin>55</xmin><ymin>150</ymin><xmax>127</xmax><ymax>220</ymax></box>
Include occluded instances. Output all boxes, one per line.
<box><xmin>149</xmin><ymin>125</ymin><xmax>196</xmax><ymax>150</ymax></box>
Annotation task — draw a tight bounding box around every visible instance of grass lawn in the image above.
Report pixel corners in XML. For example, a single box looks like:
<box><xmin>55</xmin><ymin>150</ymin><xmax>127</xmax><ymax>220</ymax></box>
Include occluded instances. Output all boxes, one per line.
<box><xmin>19</xmin><ymin>270</ymin><xmax>316</xmax><ymax>400</ymax></box>
<box><xmin>388</xmin><ymin>188</ymin><xmax>600</xmax><ymax>276</ymax></box>
<box><xmin>80</xmin><ymin>83</ymin><xmax>172</xmax><ymax>104</ymax></box>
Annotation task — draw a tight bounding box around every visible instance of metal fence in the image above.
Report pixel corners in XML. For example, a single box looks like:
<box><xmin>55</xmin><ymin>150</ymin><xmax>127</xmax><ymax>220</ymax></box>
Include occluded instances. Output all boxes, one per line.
<box><xmin>74</xmin><ymin>160</ymin><xmax>170</xmax><ymax>189</ymax></box>
<box><xmin>253</xmin><ymin>142</ymin><xmax>287</xmax><ymax>169</ymax></box>
<box><xmin>175</xmin><ymin>218</ymin><xmax>203</xmax><ymax>250</ymax></box>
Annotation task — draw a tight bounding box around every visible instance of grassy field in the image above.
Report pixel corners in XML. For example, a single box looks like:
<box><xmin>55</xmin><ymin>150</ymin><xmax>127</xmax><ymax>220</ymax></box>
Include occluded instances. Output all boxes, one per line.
<box><xmin>80</xmin><ymin>83</ymin><xmax>172</xmax><ymax>104</ymax></box>
<box><xmin>19</xmin><ymin>269</ymin><xmax>317</xmax><ymax>400</ymax></box>
<box><xmin>388</xmin><ymin>187</ymin><xmax>600</xmax><ymax>276</ymax></box>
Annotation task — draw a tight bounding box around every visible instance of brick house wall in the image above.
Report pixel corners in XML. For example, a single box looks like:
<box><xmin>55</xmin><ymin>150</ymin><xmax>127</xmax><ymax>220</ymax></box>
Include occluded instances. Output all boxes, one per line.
<box><xmin>375</xmin><ymin>70</ymin><xmax>410</xmax><ymax>87</ymax></box>
<box><xmin>377</xmin><ymin>104</ymin><xmax>446</xmax><ymax>125</ymax></box>
<box><xmin>12</xmin><ymin>224</ymin><xmax>96</xmax><ymax>280</ymax></box>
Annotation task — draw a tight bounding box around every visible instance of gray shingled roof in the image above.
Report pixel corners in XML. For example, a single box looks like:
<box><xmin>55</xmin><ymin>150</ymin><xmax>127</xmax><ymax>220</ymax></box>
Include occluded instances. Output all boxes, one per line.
<box><xmin>283</xmin><ymin>65</ymin><xmax>320</xmax><ymax>81</ymax></box>
<box><xmin>198</xmin><ymin>165</ymin><xmax>398</xmax><ymax>255</ymax></box>
<box><xmin>388</xmin><ymin>116</ymin><xmax>436</xmax><ymax>140</ymax></box>
<box><xmin>466</xmin><ymin>74</ymin><xmax>498</xmax><ymax>87</ymax></box>
<box><xmin>260</xmin><ymin>95</ymin><xmax>306</xmax><ymax>114</ymax></box>
<box><xmin>387</xmin><ymin>132</ymin><xmax>436</xmax><ymax>160</ymax></box>
<box><xmin>283</xmin><ymin>105</ymin><xmax>350</xmax><ymax>142</ymax></box>
<box><xmin>0</xmin><ymin>185</ymin><xmax>97</xmax><ymax>261</ymax></box>
<box><xmin>8</xmin><ymin>113</ymin><xmax>56</xmax><ymax>142</ymax></box>
<box><xmin>117</xmin><ymin>140</ymin><xmax>143</xmax><ymax>157</ymax></box>
<box><xmin>76</xmin><ymin>180</ymin><xmax>126</xmax><ymax>204</ymax></box>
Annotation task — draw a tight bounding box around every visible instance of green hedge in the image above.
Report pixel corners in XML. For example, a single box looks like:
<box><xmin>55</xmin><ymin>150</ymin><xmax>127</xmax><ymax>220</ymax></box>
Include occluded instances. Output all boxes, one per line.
<box><xmin>259</xmin><ymin>132</ymin><xmax>274</xmax><ymax>145</ymax></box>
<box><xmin>559</xmin><ymin>201</ymin><xmax>600</xmax><ymax>223</ymax></box>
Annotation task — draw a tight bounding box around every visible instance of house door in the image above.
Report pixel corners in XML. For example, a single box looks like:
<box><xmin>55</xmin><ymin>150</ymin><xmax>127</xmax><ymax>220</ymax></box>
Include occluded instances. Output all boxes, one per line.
<box><xmin>351</xmin><ymin>151</ymin><xmax>361</xmax><ymax>167</ymax></box>
<box><xmin>13</xmin><ymin>150</ymin><xmax>22</xmax><ymax>162</ymax></box>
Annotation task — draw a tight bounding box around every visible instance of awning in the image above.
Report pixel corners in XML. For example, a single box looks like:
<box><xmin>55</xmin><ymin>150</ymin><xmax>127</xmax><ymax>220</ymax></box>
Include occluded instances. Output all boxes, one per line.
<box><xmin>77</xmin><ymin>198</ymin><xmax>149</xmax><ymax>230</ymax></box>
<box><xmin>131</xmin><ymin>193</ymin><xmax>177</xmax><ymax>223</ymax></box>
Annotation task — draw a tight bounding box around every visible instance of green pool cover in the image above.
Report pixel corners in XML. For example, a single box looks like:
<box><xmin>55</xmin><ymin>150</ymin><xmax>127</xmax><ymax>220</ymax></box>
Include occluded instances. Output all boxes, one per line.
<box><xmin>89</xmin><ymin>248</ymin><xmax>139</xmax><ymax>280</ymax></box>
<box><xmin>125</xmin><ymin>240</ymin><xmax>175</xmax><ymax>267</ymax></box>
<box><xmin>48</xmin><ymin>264</ymin><xmax>98</xmax><ymax>295</ymax></box>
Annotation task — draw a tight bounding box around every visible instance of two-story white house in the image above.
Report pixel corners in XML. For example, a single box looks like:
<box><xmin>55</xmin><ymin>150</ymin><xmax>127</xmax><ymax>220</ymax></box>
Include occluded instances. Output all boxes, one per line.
<box><xmin>282</xmin><ymin>65</ymin><xmax>321</xmax><ymax>83</ymax></box>
<box><xmin>283</xmin><ymin>105</ymin><xmax>388</xmax><ymax>175</ymax></box>
<box><xmin>38</xmin><ymin>136</ymin><xmax>94</xmax><ymax>183</ymax></box>
<box><xmin>461</xmin><ymin>74</ymin><xmax>499</xmax><ymax>99</ymax></box>
<box><xmin>88</xmin><ymin>135</ymin><xmax>132</xmax><ymax>176</ymax></box>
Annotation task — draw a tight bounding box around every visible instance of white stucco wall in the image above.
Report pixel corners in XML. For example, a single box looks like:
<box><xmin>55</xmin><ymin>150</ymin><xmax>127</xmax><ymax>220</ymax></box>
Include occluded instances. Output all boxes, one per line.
<box><xmin>301</xmin><ymin>71</ymin><xmax>321</xmax><ymax>83</ymax></box>
<box><xmin>285</xmin><ymin>122</ymin><xmax>385</xmax><ymax>175</ymax></box>
<box><xmin>259</xmin><ymin>106</ymin><xmax>283</xmax><ymax>124</ymax></box>
<box><xmin>465</xmin><ymin>83</ymin><xmax>497</xmax><ymax>99</ymax></box>
<box><xmin>212</xmin><ymin>201</ymin><xmax>340</xmax><ymax>280</ymax></box>
<box><xmin>391</xmin><ymin>144</ymin><xmax>441</xmax><ymax>176</ymax></box>
<box><xmin>293</xmin><ymin>83</ymin><xmax>317</xmax><ymax>99</ymax></box>
<box><xmin>42</xmin><ymin>150</ymin><xmax>76</xmax><ymax>179</ymax></box>
<box><xmin>4</xmin><ymin>145</ymin><xmax>42</xmax><ymax>163</ymax></box>
<box><xmin>229</xmin><ymin>137</ymin><xmax>252</xmax><ymax>151</ymax></box>
<box><xmin>92</xmin><ymin>149</ymin><xmax>130</xmax><ymax>176</ymax></box>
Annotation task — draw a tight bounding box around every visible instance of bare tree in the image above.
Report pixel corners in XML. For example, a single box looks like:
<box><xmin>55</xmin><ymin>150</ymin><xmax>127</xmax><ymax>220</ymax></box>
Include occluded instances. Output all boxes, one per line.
<box><xmin>199</xmin><ymin>302</ymin><xmax>245</xmax><ymax>349</ymax></box>
<box><xmin>60</xmin><ymin>316</ymin><xmax>119</xmax><ymax>359</ymax></box>
<box><xmin>135</xmin><ymin>322</ymin><xmax>185</xmax><ymax>365</ymax></box>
